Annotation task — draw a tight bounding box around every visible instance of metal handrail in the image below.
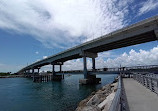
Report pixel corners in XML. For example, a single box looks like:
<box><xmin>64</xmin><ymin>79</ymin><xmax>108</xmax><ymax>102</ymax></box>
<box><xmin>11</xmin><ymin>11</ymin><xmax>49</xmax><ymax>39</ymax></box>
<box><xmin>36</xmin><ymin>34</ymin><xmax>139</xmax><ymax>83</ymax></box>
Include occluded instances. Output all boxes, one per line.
<box><xmin>133</xmin><ymin>74</ymin><xmax>158</xmax><ymax>95</ymax></box>
<box><xmin>109</xmin><ymin>76</ymin><xmax>122</xmax><ymax>111</ymax></box>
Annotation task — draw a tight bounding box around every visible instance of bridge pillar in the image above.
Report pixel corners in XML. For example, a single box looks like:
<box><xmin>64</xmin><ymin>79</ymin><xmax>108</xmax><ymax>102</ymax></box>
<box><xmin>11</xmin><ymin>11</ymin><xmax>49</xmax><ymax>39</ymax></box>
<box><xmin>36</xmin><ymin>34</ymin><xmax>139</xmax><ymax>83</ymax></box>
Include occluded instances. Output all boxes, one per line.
<box><xmin>32</xmin><ymin>68</ymin><xmax>34</xmax><ymax>74</ymax></box>
<box><xmin>52</xmin><ymin>64</ymin><xmax>55</xmax><ymax>76</ymax></box>
<box><xmin>154</xmin><ymin>29</ymin><xmax>158</xmax><ymax>40</ymax></box>
<box><xmin>83</xmin><ymin>56</ymin><xmax>88</xmax><ymax>79</ymax></box>
<box><xmin>60</xmin><ymin>65</ymin><xmax>62</xmax><ymax>72</ymax></box>
<box><xmin>32</xmin><ymin>68</ymin><xmax>35</xmax><ymax>82</ymax></box>
<box><xmin>79</xmin><ymin>51</ymin><xmax>101</xmax><ymax>84</ymax></box>
<box><xmin>51</xmin><ymin>63</ymin><xmax>62</xmax><ymax>81</ymax></box>
<box><xmin>60</xmin><ymin>65</ymin><xmax>64</xmax><ymax>79</ymax></box>
<box><xmin>37</xmin><ymin>68</ymin><xmax>40</xmax><ymax>73</ymax></box>
<box><xmin>92</xmin><ymin>58</ymin><xmax>96</xmax><ymax>71</ymax></box>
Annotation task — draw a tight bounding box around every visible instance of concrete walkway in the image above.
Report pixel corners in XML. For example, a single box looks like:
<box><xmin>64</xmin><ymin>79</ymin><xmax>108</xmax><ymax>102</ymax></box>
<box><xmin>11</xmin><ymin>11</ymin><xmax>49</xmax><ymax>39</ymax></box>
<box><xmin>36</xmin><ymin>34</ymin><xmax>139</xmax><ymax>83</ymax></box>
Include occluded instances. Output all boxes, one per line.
<box><xmin>123</xmin><ymin>78</ymin><xmax>158</xmax><ymax>111</ymax></box>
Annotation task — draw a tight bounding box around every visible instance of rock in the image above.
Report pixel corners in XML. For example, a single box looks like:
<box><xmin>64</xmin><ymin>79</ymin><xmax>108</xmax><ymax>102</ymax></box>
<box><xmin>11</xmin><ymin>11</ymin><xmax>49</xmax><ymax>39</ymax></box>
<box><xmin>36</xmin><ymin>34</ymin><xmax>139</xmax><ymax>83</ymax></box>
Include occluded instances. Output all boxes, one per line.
<box><xmin>110</xmin><ymin>82</ymin><xmax>118</xmax><ymax>92</ymax></box>
<box><xmin>87</xmin><ymin>94</ymin><xmax>102</xmax><ymax>106</ymax></box>
<box><xmin>77</xmin><ymin>106</ymin><xmax>101</xmax><ymax>111</ymax></box>
<box><xmin>76</xmin><ymin>80</ymin><xmax>118</xmax><ymax>111</ymax></box>
<box><xmin>78</xmin><ymin>99</ymin><xmax>88</xmax><ymax>108</ymax></box>
<box><xmin>91</xmin><ymin>91</ymin><xmax>96</xmax><ymax>95</ymax></box>
<box><xmin>98</xmin><ymin>92</ymin><xmax>116</xmax><ymax>111</ymax></box>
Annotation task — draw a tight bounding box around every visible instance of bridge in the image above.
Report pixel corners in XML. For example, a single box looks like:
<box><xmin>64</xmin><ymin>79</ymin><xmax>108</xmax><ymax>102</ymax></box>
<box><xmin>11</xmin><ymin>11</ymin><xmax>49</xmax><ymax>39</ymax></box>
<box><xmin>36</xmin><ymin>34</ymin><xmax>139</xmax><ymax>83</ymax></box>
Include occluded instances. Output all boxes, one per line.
<box><xmin>18</xmin><ymin>15</ymin><xmax>158</xmax><ymax>84</ymax></box>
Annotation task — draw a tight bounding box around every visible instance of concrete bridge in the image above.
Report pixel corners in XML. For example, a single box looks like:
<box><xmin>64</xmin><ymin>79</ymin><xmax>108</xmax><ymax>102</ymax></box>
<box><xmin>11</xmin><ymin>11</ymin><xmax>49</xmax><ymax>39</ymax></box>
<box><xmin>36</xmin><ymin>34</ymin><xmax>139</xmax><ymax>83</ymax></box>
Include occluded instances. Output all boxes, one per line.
<box><xmin>18</xmin><ymin>15</ymin><xmax>158</xmax><ymax>84</ymax></box>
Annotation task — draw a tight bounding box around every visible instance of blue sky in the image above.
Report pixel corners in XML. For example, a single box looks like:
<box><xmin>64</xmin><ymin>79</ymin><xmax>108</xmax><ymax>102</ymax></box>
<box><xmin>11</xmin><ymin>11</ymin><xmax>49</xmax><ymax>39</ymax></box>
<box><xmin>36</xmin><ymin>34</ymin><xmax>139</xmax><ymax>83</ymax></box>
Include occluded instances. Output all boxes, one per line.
<box><xmin>0</xmin><ymin>0</ymin><xmax>158</xmax><ymax>72</ymax></box>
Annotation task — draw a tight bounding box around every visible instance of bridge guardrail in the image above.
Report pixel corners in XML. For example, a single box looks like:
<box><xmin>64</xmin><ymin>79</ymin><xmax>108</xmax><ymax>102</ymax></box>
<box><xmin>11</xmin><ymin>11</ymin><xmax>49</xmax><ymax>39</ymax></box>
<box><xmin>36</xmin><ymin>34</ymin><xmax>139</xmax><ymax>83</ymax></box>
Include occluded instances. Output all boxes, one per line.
<box><xmin>133</xmin><ymin>74</ymin><xmax>158</xmax><ymax>95</ymax></box>
<box><xmin>109</xmin><ymin>76</ymin><xmax>121</xmax><ymax>111</ymax></box>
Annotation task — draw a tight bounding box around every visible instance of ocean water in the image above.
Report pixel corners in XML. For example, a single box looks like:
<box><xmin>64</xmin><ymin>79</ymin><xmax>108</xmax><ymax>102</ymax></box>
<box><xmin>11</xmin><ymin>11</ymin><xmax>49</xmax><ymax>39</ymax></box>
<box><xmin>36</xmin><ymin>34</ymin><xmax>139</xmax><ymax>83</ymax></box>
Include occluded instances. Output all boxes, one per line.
<box><xmin>0</xmin><ymin>74</ymin><xmax>117</xmax><ymax>111</ymax></box>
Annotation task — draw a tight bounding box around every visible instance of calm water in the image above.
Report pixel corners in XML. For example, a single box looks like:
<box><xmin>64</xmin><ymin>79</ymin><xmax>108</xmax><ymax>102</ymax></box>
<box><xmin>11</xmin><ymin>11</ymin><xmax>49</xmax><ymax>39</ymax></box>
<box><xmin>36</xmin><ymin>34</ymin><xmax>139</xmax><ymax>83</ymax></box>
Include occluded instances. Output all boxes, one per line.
<box><xmin>0</xmin><ymin>74</ymin><xmax>117</xmax><ymax>111</ymax></box>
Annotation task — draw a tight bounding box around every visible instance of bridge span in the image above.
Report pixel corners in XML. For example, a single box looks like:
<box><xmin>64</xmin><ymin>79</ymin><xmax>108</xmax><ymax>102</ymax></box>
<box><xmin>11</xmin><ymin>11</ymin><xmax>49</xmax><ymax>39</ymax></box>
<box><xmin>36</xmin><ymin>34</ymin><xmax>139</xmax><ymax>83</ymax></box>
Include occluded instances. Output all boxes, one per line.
<box><xmin>18</xmin><ymin>15</ymin><xmax>158</xmax><ymax>84</ymax></box>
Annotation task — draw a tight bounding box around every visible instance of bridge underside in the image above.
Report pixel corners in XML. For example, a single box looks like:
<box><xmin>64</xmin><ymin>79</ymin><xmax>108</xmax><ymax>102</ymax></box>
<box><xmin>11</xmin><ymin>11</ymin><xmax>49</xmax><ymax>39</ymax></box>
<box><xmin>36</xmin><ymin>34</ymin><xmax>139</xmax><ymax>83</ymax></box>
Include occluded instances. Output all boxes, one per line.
<box><xmin>19</xmin><ymin>15</ymin><xmax>158</xmax><ymax>84</ymax></box>
<box><xmin>86</xmin><ymin>31</ymin><xmax>156</xmax><ymax>53</ymax></box>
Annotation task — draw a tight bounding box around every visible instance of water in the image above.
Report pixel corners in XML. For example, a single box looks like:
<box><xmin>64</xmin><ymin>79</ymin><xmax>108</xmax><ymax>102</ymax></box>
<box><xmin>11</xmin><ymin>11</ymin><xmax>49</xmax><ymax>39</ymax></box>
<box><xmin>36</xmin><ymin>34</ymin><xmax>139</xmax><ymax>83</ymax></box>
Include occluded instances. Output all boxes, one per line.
<box><xmin>0</xmin><ymin>74</ymin><xmax>117</xmax><ymax>111</ymax></box>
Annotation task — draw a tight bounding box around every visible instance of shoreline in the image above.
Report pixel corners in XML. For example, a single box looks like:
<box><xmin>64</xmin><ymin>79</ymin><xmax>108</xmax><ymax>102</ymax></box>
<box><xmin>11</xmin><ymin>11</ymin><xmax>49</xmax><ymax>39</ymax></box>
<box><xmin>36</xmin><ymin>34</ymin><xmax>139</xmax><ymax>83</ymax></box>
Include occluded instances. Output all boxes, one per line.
<box><xmin>75</xmin><ymin>78</ymin><xmax>118</xmax><ymax>111</ymax></box>
<box><xmin>0</xmin><ymin>75</ymin><xmax>24</xmax><ymax>78</ymax></box>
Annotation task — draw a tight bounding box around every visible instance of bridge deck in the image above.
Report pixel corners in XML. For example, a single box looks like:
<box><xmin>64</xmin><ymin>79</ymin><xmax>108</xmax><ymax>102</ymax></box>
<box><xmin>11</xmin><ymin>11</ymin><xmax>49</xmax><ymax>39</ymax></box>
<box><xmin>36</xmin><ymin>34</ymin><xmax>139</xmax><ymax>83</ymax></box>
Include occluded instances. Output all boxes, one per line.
<box><xmin>123</xmin><ymin>78</ymin><xmax>158</xmax><ymax>111</ymax></box>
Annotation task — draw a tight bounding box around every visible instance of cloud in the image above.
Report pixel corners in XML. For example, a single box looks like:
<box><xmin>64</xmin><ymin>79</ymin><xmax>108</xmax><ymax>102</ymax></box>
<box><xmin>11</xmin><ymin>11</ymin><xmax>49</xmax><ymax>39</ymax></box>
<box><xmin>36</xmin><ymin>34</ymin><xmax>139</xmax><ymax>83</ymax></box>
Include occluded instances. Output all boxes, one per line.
<box><xmin>35</xmin><ymin>51</ymin><xmax>39</xmax><ymax>54</ymax></box>
<box><xmin>0</xmin><ymin>0</ymin><xmax>132</xmax><ymax>48</ymax></box>
<box><xmin>43</xmin><ymin>56</ymin><xmax>48</xmax><ymax>59</ymax></box>
<box><xmin>104</xmin><ymin>46</ymin><xmax>158</xmax><ymax>67</ymax></box>
<box><xmin>138</xmin><ymin>0</ymin><xmax>158</xmax><ymax>16</ymax></box>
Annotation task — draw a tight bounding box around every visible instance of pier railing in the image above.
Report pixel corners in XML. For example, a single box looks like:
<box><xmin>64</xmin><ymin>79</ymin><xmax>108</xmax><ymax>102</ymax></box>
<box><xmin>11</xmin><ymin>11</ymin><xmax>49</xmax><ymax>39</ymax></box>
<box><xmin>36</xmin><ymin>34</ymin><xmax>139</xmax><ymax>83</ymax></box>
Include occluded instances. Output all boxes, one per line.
<box><xmin>133</xmin><ymin>74</ymin><xmax>158</xmax><ymax>95</ymax></box>
<box><xmin>109</xmin><ymin>76</ymin><xmax>122</xmax><ymax>111</ymax></box>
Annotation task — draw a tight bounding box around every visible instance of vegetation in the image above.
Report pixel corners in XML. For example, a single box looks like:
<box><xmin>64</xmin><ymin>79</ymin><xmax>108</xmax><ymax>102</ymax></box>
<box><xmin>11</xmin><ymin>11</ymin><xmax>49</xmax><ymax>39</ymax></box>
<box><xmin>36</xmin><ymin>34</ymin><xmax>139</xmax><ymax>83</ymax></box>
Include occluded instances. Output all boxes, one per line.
<box><xmin>0</xmin><ymin>72</ymin><xmax>11</xmax><ymax>76</ymax></box>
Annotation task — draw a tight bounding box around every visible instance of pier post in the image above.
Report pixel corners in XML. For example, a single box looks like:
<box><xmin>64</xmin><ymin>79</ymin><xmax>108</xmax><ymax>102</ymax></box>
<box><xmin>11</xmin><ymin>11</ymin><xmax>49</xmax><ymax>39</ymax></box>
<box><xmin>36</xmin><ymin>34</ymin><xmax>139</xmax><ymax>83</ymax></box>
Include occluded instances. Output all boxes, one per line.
<box><xmin>92</xmin><ymin>58</ymin><xmax>96</xmax><ymax>71</ymax></box>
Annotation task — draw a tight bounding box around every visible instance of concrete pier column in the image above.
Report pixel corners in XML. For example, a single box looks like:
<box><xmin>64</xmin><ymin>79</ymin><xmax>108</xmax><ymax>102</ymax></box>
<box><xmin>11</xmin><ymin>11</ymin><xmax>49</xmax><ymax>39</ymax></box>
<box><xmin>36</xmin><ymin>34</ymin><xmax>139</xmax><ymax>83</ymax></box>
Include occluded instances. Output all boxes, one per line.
<box><xmin>60</xmin><ymin>65</ymin><xmax>62</xmax><ymax>72</ymax></box>
<box><xmin>51</xmin><ymin>63</ymin><xmax>62</xmax><ymax>81</ymax></box>
<box><xmin>83</xmin><ymin>56</ymin><xmax>88</xmax><ymax>79</ymax></box>
<box><xmin>92</xmin><ymin>58</ymin><xmax>96</xmax><ymax>71</ymax></box>
<box><xmin>37</xmin><ymin>68</ymin><xmax>40</xmax><ymax>73</ymax></box>
<box><xmin>59</xmin><ymin>65</ymin><xmax>64</xmax><ymax>79</ymax></box>
<box><xmin>52</xmin><ymin>64</ymin><xmax>55</xmax><ymax>78</ymax></box>
<box><xmin>52</xmin><ymin>64</ymin><xmax>55</xmax><ymax>76</ymax></box>
<box><xmin>32</xmin><ymin>68</ymin><xmax>34</xmax><ymax>74</ymax></box>
<box><xmin>32</xmin><ymin>68</ymin><xmax>35</xmax><ymax>82</ymax></box>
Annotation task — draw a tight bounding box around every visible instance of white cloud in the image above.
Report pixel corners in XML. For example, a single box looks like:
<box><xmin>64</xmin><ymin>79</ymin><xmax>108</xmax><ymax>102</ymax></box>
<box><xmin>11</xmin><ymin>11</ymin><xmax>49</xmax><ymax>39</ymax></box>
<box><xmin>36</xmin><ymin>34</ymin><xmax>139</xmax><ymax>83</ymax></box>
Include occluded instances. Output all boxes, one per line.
<box><xmin>138</xmin><ymin>0</ymin><xmax>158</xmax><ymax>16</ymax></box>
<box><xmin>0</xmin><ymin>0</ymin><xmax>131</xmax><ymax>48</ymax></box>
<box><xmin>35</xmin><ymin>51</ymin><xmax>39</xmax><ymax>54</ymax></box>
<box><xmin>43</xmin><ymin>56</ymin><xmax>48</xmax><ymax>59</ymax></box>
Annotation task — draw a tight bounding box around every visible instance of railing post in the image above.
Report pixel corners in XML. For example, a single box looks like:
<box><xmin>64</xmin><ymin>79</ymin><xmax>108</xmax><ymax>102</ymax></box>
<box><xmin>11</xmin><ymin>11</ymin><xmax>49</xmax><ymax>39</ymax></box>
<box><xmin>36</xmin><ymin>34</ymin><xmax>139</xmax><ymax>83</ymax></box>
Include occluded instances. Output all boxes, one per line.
<box><xmin>157</xmin><ymin>80</ymin><xmax>158</xmax><ymax>95</ymax></box>
<box><xmin>151</xmin><ymin>78</ymin><xmax>155</xmax><ymax>92</ymax></box>
<box><xmin>142</xmin><ymin>76</ymin><xmax>145</xmax><ymax>86</ymax></box>
<box><xmin>147</xmin><ymin>77</ymin><xmax>149</xmax><ymax>88</ymax></box>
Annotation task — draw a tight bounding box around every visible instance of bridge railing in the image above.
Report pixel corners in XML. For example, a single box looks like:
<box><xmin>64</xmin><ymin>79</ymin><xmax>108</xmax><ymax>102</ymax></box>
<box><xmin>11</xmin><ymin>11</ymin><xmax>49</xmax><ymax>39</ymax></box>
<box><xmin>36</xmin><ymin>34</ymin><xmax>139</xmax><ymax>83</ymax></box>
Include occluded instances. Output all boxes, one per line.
<box><xmin>109</xmin><ymin>76</ymin><xmax>122</xmax><ymax>111</ymax></box>
<box><xmin>133</xmin><ymin>74</ymin><xmax>158</xmax><ymax>95</ymax></box>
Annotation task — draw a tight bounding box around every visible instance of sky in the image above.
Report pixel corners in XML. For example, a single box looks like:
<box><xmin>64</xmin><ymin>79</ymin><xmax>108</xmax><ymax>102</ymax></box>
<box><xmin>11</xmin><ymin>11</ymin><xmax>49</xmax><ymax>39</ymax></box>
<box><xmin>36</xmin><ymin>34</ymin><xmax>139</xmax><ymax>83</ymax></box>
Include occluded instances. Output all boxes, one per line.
<box><xmin>0</xmin><ymin>0</ymin><xmax>158</xmax><ymax>73</ymax></box>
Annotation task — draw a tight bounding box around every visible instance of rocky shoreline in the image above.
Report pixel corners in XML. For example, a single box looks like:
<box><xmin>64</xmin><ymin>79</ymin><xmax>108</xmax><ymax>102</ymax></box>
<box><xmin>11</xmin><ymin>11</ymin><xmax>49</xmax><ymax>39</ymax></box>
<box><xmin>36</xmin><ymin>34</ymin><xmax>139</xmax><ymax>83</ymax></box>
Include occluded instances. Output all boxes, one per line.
<box><xmin>75</xmin><ymin>78</ymin><xmax>118</xmax><ymax>111</ymax></box>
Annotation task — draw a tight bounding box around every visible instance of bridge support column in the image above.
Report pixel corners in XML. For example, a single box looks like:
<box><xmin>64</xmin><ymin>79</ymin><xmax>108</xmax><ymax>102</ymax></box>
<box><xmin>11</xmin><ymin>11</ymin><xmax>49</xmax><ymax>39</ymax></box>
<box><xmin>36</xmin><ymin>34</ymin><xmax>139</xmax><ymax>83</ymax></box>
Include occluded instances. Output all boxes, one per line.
<box><xmin>92</xmin><ymin>58</ymin><xmax>96</xmax><ymax>71</ymax></box>
<box><xmin>32</xmin><ymin>68</ymin><xmax>35</xmax><ymax>82</ymax></box>
<box><xmin>155</xmin><ymin>29</ymin><xmax>158</xmax><ymax>40</ymax></box>
<box><xmin>51</xmin><ymin>63</ymin><xmax>62</xmax><ymax>81</ymax></box>
<box><xmin>83</xmin><ymin>56</ymin><xmax>88</xmax><ymax>79</ymax></box>
<box><xmin>37</xmin><ymin>68</ymin><xmax>40</xmax><ymax>74</ymax></box>
<box><xmin>79</xmin><ymin>52</ymin><xmax>101</xmax><ymax>85</ymax></box>
<box><xmin>60</xmin><ymin>65</ymin><xmax>64</xmax><ymax>79</ymax></box>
